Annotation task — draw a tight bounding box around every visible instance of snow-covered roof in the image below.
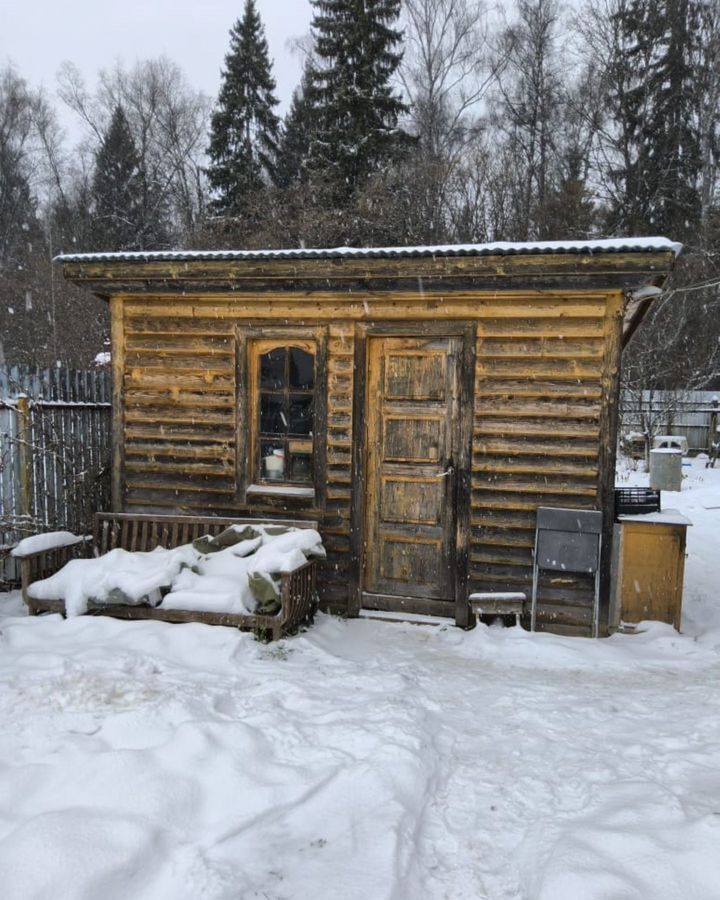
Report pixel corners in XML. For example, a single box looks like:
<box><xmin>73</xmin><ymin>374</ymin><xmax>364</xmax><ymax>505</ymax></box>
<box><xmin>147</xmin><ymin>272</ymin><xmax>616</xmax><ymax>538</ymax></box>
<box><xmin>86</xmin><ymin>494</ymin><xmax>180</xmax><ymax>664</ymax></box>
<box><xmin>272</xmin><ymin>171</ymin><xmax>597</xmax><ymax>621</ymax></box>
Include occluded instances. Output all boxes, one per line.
<box><xmin>55</xmin><ymin>237</ymin><xmax>682</xmax><ymax>264</ymax></box>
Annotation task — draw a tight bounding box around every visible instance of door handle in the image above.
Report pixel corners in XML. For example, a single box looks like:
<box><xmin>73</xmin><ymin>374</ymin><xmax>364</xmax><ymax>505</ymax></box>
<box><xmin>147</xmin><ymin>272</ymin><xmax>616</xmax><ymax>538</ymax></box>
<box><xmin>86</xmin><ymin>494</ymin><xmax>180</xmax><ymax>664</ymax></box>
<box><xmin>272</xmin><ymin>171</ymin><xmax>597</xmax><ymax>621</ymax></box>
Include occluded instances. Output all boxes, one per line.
<box><xmin>436</xmin><ymin>465</ymin><xmax>454</xmax><ymax>478</ymax></box>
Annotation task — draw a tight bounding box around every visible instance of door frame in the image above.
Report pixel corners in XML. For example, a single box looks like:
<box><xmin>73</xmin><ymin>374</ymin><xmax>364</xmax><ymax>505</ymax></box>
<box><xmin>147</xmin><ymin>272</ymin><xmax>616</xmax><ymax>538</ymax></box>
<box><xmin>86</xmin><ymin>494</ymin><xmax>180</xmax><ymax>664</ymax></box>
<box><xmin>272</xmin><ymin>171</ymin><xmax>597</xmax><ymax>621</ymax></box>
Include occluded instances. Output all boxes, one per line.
<box><xmin>348</xmin><ymin>321</ymin><xmax>476</xmax><ymax>627</ymax></box>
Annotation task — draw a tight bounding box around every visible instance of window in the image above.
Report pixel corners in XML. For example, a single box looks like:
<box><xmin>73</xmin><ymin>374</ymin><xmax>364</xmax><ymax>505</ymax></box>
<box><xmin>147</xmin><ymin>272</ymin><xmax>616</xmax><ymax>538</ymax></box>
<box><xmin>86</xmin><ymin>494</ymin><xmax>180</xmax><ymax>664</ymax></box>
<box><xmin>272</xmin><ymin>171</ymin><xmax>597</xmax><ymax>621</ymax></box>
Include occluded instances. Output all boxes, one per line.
<box><xmin>249</xmin><ymin>340</ymin><xmax>315</xmax><ymax>486</ymax></box>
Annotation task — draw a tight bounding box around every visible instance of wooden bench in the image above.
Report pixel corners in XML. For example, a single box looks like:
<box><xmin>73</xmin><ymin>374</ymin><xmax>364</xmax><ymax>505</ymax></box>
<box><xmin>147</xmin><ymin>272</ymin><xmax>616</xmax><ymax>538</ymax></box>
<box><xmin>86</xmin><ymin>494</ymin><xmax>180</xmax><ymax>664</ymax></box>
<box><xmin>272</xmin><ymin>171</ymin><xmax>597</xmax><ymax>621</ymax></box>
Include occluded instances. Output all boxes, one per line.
<box><xmin>470</xmin><ymin>592</ymin><xmax>527</xmax><ymax>627</ymax></box>
<box><xmin>18</xmin><ymin>512</ymin><xmax>319</xmax><ymax>641</ymax></box>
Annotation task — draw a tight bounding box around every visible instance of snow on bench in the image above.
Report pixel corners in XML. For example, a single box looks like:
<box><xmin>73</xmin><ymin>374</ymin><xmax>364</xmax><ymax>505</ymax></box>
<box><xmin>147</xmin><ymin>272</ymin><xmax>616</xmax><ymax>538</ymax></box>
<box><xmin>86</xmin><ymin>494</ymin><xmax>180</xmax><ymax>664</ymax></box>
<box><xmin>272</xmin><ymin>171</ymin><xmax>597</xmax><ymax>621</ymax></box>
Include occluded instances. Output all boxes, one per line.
<box><xmin>470</xmin><ymin>592</ymin><xmax>527</xmax><ymax>626</ymax></box>
<box><xmin>11</xmin><ymin>531</ymin><xmax>86</xmax><ymax>559</ymax></box>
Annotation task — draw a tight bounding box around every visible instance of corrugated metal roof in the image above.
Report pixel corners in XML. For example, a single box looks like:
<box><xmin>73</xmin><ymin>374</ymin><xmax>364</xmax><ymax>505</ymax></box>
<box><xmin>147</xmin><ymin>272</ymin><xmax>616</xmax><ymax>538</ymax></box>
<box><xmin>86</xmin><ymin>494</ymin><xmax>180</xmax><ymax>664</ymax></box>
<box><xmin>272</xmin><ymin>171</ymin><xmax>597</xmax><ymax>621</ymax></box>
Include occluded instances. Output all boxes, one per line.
<box><xmin>55</xmin><ymin>237</ymin><xmax>682</xmax><ymax>264</ymax></box>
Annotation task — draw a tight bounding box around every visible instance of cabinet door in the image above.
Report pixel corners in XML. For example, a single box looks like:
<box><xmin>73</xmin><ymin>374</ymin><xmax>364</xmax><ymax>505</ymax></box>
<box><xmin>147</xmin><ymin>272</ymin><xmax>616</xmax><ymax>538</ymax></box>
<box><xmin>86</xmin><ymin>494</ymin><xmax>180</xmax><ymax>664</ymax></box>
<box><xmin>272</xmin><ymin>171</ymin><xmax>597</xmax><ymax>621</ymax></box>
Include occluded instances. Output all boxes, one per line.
<box><xmin>619</xmin><ymin>523</ymin><xmax>686</xmax><ymax>629</ymax></box>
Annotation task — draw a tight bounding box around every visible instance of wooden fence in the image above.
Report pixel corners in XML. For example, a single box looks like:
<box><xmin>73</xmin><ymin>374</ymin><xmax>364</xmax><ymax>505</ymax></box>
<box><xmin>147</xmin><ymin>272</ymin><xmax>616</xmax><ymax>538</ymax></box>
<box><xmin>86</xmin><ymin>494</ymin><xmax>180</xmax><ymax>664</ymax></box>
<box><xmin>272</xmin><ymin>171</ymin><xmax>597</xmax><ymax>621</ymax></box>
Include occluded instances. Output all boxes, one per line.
<box><xmin>620</xmin><ymin>389</ymin><xmax>719</xmax><ymax>452</ymax></box>
<box><xmin>0</xmin><ymin>365</ymin><xmax>111</xmax><ymax>583</ymax></box>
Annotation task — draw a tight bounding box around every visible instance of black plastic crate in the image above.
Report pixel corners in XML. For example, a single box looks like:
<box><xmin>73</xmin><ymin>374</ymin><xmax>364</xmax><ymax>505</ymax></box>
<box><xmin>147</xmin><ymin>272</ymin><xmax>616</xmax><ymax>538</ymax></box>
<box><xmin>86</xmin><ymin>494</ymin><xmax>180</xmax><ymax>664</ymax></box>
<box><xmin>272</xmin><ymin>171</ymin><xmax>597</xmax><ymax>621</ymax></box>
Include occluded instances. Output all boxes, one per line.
<box><xmin>614</xmin><ymin>487</ymin><xmax>661</xmax><ymax>517</ymax></box>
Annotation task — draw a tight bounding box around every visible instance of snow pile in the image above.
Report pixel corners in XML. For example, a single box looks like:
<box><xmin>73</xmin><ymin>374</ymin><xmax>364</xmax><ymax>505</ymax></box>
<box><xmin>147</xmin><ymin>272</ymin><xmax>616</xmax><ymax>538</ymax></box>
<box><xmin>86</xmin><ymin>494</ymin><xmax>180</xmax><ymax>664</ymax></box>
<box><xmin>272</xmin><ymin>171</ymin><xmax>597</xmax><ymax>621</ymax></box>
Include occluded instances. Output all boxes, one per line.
<box><xmin>0</xmin><ymin>458</ymin><xmax>717</xmax><ymax>899</ymax></box>
<box><xmin>27</xmin><ymin>524</ymin><xmax>325</xmax><ymax>618</ymax></box>
<box><xmin>0</xmin><ymin>607</ymin><xmax>719</xmax><ymax>899</ymax></box>
<box><xmin>11</xmin><ymin>530</ymin><xmax>85</xmax><ymax>558</ymax></box>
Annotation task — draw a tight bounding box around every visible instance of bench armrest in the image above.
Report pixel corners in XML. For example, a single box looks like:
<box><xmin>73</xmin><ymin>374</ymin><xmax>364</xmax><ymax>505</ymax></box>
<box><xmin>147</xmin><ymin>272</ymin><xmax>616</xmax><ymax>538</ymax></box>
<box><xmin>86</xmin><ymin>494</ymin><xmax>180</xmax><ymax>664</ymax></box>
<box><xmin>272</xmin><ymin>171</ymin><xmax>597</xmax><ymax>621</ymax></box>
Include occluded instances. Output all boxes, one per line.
<box><xmin>276</xmin><ymin>558</ymin><xmax>318</xmax><ymax>637</ymax></box>
<box><xmin>20</xmin><ymin>538</ymin><xmax>94</xmax><ymax>614</ymax></box>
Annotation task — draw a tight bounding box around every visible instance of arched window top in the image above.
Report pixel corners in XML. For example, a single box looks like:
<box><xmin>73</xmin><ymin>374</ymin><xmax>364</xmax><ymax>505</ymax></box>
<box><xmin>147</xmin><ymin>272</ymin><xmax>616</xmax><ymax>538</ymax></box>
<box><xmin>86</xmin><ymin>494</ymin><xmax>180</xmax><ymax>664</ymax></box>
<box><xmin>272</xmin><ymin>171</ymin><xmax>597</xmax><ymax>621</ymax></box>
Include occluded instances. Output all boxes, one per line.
<box><xmin>260</xmin><ymin>346</ymin><xmax>314</xmax><ymax>392</ymax></box>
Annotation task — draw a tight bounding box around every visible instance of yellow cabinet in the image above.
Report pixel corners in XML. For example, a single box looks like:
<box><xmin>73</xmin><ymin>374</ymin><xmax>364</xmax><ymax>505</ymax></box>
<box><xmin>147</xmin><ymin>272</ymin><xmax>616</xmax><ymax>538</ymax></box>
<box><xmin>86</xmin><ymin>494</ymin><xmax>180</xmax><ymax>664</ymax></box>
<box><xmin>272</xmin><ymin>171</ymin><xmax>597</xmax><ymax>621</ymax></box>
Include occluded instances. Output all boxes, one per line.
<box><xmin>610</xmin><ymin>511</ymin><xmax>691</xmax><ymax>631</ymax></box>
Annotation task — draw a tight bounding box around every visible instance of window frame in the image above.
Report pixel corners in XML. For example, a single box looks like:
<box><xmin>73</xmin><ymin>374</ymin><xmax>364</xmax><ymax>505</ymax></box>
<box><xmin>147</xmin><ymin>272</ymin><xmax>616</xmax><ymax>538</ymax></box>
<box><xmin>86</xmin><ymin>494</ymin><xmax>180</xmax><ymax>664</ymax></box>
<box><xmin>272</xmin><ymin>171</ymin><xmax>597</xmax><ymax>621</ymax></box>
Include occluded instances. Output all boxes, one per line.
<box><xmin>247</xmin><ymin>336</ymin><xmax>318</xmax><ymax>494</ymax></box>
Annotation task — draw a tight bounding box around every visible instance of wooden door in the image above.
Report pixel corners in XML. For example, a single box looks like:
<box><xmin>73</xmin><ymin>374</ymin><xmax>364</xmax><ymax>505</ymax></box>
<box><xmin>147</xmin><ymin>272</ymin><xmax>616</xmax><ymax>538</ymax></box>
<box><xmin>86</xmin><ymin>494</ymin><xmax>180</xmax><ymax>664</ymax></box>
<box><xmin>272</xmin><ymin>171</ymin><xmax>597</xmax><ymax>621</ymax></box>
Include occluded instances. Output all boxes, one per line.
<box><xmin>363</xmin><ymin>336</ymin><xmax>461</xmax><ymax>608</ymax></box>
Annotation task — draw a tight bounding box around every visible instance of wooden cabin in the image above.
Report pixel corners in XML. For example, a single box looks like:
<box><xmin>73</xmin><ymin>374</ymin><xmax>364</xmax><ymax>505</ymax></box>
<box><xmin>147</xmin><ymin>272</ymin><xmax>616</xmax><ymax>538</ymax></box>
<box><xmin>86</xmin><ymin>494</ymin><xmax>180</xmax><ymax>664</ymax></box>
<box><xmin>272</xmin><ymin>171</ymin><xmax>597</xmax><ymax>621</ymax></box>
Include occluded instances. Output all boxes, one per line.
<box><xmin>58</xmin><ymin>239</ymin><xmax>679</xmax><ymax>636</ymax></box>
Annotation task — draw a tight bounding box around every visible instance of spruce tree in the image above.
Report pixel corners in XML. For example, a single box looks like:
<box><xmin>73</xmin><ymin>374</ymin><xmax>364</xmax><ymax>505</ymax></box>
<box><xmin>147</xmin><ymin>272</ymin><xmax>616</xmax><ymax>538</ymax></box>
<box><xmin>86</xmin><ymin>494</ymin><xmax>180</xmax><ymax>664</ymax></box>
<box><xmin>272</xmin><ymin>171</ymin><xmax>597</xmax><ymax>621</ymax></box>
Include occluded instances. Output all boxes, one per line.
<box><xmin>274</xmin><ymin>64</ymin><xmax>317</xmax><ymax>190</ymax></box>
<box><xmin>308</xmin><ymin>0</ymin><xmax>408</xmax><ymax>199</ymax></box>
<box><xmin>207</xmin><ymin>0</ymin><xmax>280</xmax><ymax>217</ymax></box>
<box><xmin>607</xmin><ymin>0</ymin><xmax>702</xmax><ymax>240</ymax></box>
<box><xmin>91</xmin><ymin>104</ymin><xmax>144</xmax><ymax>250</ymax></box>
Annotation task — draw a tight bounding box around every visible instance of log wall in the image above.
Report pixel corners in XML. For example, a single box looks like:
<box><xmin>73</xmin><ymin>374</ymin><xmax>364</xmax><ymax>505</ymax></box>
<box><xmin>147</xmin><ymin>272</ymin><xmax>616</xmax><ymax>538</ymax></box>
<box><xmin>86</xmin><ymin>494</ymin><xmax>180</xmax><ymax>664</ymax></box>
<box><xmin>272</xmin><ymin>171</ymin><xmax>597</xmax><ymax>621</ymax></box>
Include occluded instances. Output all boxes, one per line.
<box><xmin>111</xmin><ymin>288</ymin><xmax>624</xmax><ymax>634</ymax></box>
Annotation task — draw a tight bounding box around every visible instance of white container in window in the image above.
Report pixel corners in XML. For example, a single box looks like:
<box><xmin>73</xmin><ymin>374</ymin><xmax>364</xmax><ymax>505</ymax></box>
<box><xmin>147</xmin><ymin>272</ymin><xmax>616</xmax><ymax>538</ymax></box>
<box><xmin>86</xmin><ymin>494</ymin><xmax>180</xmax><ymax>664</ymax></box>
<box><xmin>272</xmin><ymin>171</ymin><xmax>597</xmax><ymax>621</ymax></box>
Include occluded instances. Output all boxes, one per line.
<box><xmin>264</xmin><ymin>451</ymin><xmax>285</xmax><ymax>479</ymax></box>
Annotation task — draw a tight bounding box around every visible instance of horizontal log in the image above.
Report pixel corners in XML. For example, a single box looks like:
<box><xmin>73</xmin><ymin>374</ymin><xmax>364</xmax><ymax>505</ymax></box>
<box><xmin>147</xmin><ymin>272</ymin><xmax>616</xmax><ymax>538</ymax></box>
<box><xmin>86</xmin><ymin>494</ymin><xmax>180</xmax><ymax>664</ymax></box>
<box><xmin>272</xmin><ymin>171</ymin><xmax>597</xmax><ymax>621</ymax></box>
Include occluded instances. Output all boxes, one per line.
<box><xmin>324</xmin><ymin>538</ymin><xmax>351</xmax><ymax>556</ymax></box>
<box><xmin>326</xmin><ymin>438</ymin><xmax>352</xmax><ymax>451</ymax></box>
<box><xmin>327</xmin><ymin>448</ymin><xmax>352</xmax><ymax>465</ymax></box>
<box><xmin>327</xmin><ymin>486</ymin><xmax>352</xmax><ymax>501</ymax></box>
<box><xmin>472</xmin><ymin>529</ymin><xmax>536</xmax><ymax>548</ymax></box>
<box><xmin>476</xmin><ymin>338</ymin><xmax>605</xmax><ymax>358</ymax></box>
<box><xmin>321</xmin><ymin>523</ymin><xmax>351</xmax><ymax>537</ymax></box>
<box><xmin>535</xmin><ymin>622</ymin><xmax>591</xmax><ymax>636</ymax></box>
<box><xmin>327</xmin><ymin>356</ymin><xmax>354</xmax><ymax>372</ymax></box>
<box><xmin>470</xmin><ymin>511</ymin><xmax>537</xmax><ymax>529</ymax></box>
<box><xmin>468</xmin><ymin>563</ymin><xmax>531</xmax><ymax>584</ymax></box>
<box><xmin>326</xmin><ymin>467</ymin><xmax>352</xmax><ymax>485</ymax></box>
<box><xmin>471</xmin><ymin>477</ymin><xmax>598</xmax><ymax>495</ymax></box>
<box><xmin>478</xmin><ymin>319</ymin><xmax>606</xmax><ymax>338</ymax></box>
<box><xmin>125</xmin><ymin>424</ymin><xmax>236</xmax><ymax>442</ymax></box>
<box><xmin>124</xmin><ymin>318</ymin><xmax>234</xmax><ymax>335</ymax></box>
<box><xmin>470</xmin><ymin>493</ymin><xmax>597</xmax><ymax>512</ymax></box>
<box><xmin>474</xmin><ymin>400</ymin><xmax>601</xmax><ymax>419</ymax></box>
<box><xmin>125</xmin><ymin>338</ymin><xmax>234</xmax><ymax>354</ymax></box>
<box><xmin>473</xmin><ymin>419</ymin><xmax>599</xmax><ymax>439</ymax></box>
<box><xmin>474</xmin><ymin>382</ymin><xmax>603</xmax><ymax>401</ymax></box>
<box><xmin>473</xmin><ymin>458</ymin><xmax>599</xmax><ymax>478</ymax></box>
<box><xmin>125</xmin><ymin>442</ymin><xmax>234</xmax><ymax>461</ymax></box>
<box><xmin>328</xmin><ymin>346</ymin><xmax>355</xmax><ymax>360</ymax></box>
<box><xmin>125</xmin><ymin>360</ymin><xmax>234</xmax><ymax>375</ymax></box>
<box><xmin>124</xmin><ymin>409</ymin><xmax>234</xmax><ymax>426</ymax></box>
<box><xmin>470</xmin><ymin>549</ymin><xmax>533</xmax><ymax>568</ymax></box>
<box><xmin>476</xmin><ymin>358</ymin><xmax>604</xmax><ymax>378</ymax></box>
<box><xmin>329</xmin><ymin>322</ymin><xmax>355</xmax><ymax>336</ymax></box>
<box><xmin>328</xmin><ymin>373</ymin><xmax>353</xmax><ymax>392</ymax></box>
<box><xmin>119</xmin><ymin>297</ymin><xmax>611</xmax><ymax>322</ymax></box>
<box><xmin>124</xmin><ymin>392</ymin><xmax>235</xmax><ymax>409</ymax></box>
<box><xmin>125</xmin><ymin>480</ymin><xmax>235</xmax><ymax>495</ymax></box>
<box><xmin>125</xmin><ymin>459</ymin><xmax>235</xmax><ymax>476</ymax></box>
<box><xmin>473</xmin><ymin>438</ymin><xmax>598</xmax><ymax>458</ymax></box>
<box><xmin>125</xmin><ymin>370</ymin><xmax>234</xmax><ymax>386</ymax></box>
<box><xmin>327</xmin><ymin>412</ymin><xmax>353</xmax><ymax>428</ymax></box>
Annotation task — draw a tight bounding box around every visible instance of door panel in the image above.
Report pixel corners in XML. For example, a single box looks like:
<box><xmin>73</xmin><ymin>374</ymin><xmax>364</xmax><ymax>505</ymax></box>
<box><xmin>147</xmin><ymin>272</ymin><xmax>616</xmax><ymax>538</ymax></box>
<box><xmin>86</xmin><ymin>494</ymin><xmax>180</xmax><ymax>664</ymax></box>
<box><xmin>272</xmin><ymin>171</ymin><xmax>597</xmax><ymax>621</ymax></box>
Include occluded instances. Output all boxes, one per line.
<box><xmin>363</xmin><ymin>336</ymin><xmax>461</xmax><ymax>604</ymax></box>
<box><xmin>384</xmin><ymin>415</ymin><xmax>444</xmax><ymax>462</ymax></box>
<box><xmin>381</xmin><ymin>536</ymin><xmax>443</xmax><ymax>583</ymax></box>
<box><xmin>380</xmin><ymin>477</ymin><xmax>442</xmax><ymax>525</ymax></box>
<box><xmin>384</xmin><ymin>353</ymin><xmax>447</xmax><ymax>400</ymax></box>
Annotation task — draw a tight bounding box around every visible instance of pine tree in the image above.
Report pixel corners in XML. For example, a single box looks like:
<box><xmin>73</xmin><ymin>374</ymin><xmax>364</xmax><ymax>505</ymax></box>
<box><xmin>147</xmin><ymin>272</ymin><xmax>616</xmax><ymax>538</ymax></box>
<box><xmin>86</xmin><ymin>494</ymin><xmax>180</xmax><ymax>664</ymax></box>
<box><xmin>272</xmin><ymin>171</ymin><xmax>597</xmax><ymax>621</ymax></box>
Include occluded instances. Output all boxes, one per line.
<box><xmin>274</xmin><ymin>64</ymin><xmax>317</xmax><ymax>190</ymax></box>
<box><xmin>308</xmin><ymin>0</ymin><xmax>409</xmax><ymax>199</ymax></box>
<box><xmin>607</xmin><ymin>0</ymin><xmax>702</xmax><ymax>240</ymax></box>
<box><xmin>207</xmin><ymin>0</ymin><xmax>280</xmax><ymax>217</ymax></box>
<box><xmin>91</xmin><ymin>105</ymin><xmax>144</xmax><ymax>250</ymax></box>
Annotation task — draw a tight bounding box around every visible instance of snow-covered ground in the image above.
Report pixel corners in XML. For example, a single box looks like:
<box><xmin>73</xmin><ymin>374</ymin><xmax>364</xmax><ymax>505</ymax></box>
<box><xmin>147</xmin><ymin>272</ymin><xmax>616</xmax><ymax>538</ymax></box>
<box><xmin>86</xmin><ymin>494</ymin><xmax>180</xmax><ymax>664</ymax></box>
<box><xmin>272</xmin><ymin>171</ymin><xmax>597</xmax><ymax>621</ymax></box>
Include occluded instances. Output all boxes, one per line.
<box><xmin>1</xmin><ymin>458</ymin><xmax>719</xmax><ymax>899</ymax></box>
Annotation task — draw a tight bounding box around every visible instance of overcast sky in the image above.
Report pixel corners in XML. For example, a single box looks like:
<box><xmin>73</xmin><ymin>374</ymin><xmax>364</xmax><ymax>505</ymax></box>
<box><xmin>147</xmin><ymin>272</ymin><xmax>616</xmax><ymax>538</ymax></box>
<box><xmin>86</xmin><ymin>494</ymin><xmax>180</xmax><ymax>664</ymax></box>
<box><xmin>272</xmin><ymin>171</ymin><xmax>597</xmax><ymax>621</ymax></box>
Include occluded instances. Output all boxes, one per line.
<box><xmin>2</xmin><ymin>0</ymin><xmax>314</xmax><ymax>137</ymax></box>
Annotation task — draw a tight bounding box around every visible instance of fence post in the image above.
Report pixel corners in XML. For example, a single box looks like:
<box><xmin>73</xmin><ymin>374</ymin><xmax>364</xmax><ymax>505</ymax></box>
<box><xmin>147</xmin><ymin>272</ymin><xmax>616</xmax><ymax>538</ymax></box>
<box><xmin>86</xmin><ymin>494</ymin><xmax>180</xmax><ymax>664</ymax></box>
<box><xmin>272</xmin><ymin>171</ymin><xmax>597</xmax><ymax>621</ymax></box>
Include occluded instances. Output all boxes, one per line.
<box><xmin>16</xmin><ymin>394</ymin><xmax>32</xmax><ymax>527</ymax></box>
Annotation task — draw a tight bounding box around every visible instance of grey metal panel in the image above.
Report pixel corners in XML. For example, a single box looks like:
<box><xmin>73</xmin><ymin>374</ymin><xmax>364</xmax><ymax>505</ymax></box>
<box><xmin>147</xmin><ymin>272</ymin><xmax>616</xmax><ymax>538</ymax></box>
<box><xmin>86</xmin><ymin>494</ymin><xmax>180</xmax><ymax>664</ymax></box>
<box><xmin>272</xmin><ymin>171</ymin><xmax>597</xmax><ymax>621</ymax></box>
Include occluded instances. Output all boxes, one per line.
<box><xmin>534</xmin><ymin>507</ymin><xmax>603</xmax><ymax>574</ymax></box>
<box><xmin>536</xmin><ymin>531</ymin><xmax>601</xmax><ymax>573</ymax></box>
<box><xmin>536</xmin><ymin>507</ymin><xmax>603</xmax><ymax>534</ymax></box>
<box><xmin>531</xmin><ymin>506</ymin><xmax>604</xmax><ymax>635</ymax></box>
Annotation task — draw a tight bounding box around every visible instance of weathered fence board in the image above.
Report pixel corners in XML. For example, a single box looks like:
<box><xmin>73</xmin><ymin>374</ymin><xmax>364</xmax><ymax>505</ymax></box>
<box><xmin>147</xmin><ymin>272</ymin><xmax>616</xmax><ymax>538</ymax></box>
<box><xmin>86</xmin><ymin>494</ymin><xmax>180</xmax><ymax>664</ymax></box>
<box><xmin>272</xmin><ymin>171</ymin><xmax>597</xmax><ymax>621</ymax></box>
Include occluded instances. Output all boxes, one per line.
<box><xmin>0</xmin><ymin>365</ymin><xmax>111</xmax><ymax>584</ymax></box>
<box><xmin>620</xmin><ymin>389</ymin><xmax>719</xmax><ymax>453</ymax></box>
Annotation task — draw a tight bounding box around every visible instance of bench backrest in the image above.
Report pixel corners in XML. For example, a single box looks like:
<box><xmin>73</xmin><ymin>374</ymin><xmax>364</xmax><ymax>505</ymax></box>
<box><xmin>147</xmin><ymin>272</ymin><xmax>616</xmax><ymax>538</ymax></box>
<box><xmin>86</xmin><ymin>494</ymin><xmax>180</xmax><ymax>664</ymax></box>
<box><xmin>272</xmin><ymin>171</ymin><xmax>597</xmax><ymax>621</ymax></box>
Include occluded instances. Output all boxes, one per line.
<box><xmin>94</xmin><ymin>513</ymin><xmax>319</xmax><ymax>555</ymax></box>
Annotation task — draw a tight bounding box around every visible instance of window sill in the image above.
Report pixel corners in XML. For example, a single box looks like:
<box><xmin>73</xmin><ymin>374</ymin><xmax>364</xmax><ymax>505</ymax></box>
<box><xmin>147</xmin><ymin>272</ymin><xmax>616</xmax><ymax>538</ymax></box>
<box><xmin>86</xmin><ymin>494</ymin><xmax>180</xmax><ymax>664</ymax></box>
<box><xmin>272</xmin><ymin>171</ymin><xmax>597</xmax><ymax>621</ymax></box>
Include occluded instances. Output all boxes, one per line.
<box><xmin>246</xmin><ymin>484</ymin><xmax>316</xmax><ymax>501</ymax></box>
